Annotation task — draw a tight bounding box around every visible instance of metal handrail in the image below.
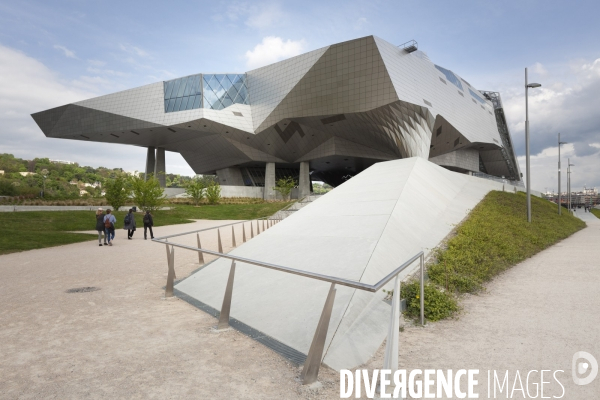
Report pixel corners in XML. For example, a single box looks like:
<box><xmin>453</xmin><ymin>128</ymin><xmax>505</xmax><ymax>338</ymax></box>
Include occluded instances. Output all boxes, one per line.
<box><xmin>154</xmin><ymin>215</ymin><xmax>273</xmax><ymax>241</ymax></box>
<box><xmin>153</xmin><ymin>218</ymin><xmax>425</xmax><ymax>386</ymax></box>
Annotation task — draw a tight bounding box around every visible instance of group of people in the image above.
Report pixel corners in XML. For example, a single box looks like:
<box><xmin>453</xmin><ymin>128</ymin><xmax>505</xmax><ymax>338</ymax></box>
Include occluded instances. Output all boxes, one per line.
<box><xmin>95</xmin><ymin>208</ymin><xmax>155</xmax><ymax>246</ymax></box>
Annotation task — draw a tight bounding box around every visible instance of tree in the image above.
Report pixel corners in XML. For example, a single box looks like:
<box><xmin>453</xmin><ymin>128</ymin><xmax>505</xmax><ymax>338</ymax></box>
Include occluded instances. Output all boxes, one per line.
<box><xmin>129</xmin><ymin>174</ymin><xmax>165</xmax><ymax>211</ymax></box>
<box><xmin>104</xmin><ymin>176</ymin><xmax>129</xmax><ymax>211</ymax></box>
<box><xmin>273</xmin><ymin>177</ymin><xmax>297</xmax><ymax>201</ymax></box>
<box><xmin>205</xmin><ymin>181</ymin><xmax>222</xmax><ymax>205</ymax></box>
<box><xmin>185</xmin><ymin>176</ymin><xmax>208</xmax><ymax>206</ymax></box>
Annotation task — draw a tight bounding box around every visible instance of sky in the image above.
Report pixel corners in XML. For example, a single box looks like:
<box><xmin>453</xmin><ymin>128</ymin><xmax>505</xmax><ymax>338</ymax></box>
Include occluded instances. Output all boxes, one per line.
<box><xmin>0</xmin><ymin>0</ymin><xmax>598</xmax><ymax>192</ymax></box>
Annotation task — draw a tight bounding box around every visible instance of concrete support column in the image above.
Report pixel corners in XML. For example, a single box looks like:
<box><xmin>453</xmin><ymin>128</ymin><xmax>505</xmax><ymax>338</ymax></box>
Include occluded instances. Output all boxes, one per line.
<box><xmin>154</xmin><ymin>147</ymin><xmax>166</xmax><ymax>188</ymax></box>
<box><xmin>299</xmin><ymin>161</ymin><xmax>310</xmax><ymax>199</ymax></box>
<box><xmin>145</xmin><ymin>147</ymin><xmax>155</xmax><ymax>180</ymax></box>
<box><xmin>264</xmin><ymin>162</ymin><xmax>276</xmax><ymax>200</ymax></box>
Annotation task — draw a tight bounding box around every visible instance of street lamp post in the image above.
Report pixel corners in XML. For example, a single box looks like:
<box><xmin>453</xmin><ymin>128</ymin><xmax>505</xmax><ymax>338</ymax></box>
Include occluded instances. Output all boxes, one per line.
<box><xmin>568</xmin><ymin>159</ymin><xmax>575</xmax><ymax>211</ymax></box>
<box><xmin>558</xmin><ymin>133</ymin><xmax>567</xmax><ymax>215</ymax></box>
<box><xmin>525</xmin><ymin>68</ymin><xmax>542</xmax><ymax>223</ymax></box>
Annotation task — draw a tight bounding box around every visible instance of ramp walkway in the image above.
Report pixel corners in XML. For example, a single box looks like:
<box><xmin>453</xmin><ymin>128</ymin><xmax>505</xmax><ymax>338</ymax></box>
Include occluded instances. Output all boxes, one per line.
<box><xmin>175</xmin><ymin>158</ymin><xmax>516</xmax><ymax>370</ymax></box>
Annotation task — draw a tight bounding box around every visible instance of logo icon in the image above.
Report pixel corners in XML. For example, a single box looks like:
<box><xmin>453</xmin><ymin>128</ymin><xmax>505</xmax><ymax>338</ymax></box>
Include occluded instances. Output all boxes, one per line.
<box><xmin>572</xmin><ymin>351</ymin><xmax>598</xmax><ymax>385</ymax></box>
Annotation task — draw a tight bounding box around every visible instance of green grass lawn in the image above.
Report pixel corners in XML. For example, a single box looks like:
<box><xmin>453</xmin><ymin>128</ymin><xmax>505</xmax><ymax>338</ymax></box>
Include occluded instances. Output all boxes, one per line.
<box><xmin>0</xmin><ymin>202</ymin><xmax>292</xmax><ymax>255</ymax></box>
<box><xmin>591</xmin><ymin>208</ymin><xmax>600</xmax><ymax>219</ymax></box>
<box><xmin>404</xmin><ymin>190</ymin><xmax>586</xmax><ymax>321</ymax></box>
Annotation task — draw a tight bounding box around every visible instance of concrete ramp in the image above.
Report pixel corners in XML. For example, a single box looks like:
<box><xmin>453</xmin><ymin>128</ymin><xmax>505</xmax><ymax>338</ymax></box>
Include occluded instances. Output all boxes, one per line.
<box><xmin>175</xmin><ymin>158</ymin><xmax>507</xmax><ymax>370</ymax></box>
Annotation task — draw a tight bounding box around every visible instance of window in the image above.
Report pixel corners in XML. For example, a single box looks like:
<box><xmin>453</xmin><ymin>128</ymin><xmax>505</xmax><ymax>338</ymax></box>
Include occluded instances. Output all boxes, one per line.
<box><xmin>436</xmin><ymin>126</ymin><xmax>442</xmax><ymax>136</ymax></box>
<box><xmin>203</xmin><ymin>74</ymin><xmax>249</xmax><ymax>110</ymax></box>
<box><xmin>163</xmin><ymin>74</ymin><xmax>202</xmax><ymax>113</ymax></box>
<box><xmin>439</xmin><ymin>77</ymin><xmax>447</xmax><ymax>85</ymax></box>
<box><xmin>469</xmin><ymin>88</ymin><xmax>486</xmax><ymax>104</ymax></box>
<box><xmin>423</xmin><ymin>99</ymin><xmax>432</xmax><ymax>107</ymax></box>
<box><xmin>434</xmin><ymin>65</ymin><xmax>463</xmax><ymax>91</ymax></box>
<box><xmin>163</xmin><ymin>73</ymin><xmax>250</xmax><ymax>113</ymax></box>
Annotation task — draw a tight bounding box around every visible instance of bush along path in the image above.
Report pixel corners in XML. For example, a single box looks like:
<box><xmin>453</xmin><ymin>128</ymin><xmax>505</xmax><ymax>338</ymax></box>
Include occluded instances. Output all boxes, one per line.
<box><xmin>402</xmin><ymin>190</ymin><xmax>586</xmax><ymax>322</ymax></box>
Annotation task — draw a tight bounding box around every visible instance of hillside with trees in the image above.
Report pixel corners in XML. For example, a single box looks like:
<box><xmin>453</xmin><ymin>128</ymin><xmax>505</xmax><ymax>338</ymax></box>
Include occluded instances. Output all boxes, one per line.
<box><xmin>0</xmin><ymin>153</ymin><xmax>193</xmax><ymax>199</ymax></box>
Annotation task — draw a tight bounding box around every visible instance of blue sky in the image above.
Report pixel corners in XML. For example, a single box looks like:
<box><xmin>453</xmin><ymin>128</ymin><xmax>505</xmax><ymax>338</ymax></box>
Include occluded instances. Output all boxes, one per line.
<box><xmin>1</xmin><ymin>0</ymin><xmax>599</xmax><ymax>192</ymax></box>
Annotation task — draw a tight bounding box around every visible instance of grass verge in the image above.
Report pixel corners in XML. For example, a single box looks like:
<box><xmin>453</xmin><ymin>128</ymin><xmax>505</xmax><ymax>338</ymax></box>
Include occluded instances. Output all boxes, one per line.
<box><xmin>591</xmin><ymin>208</ymin><xmax>600</xmax><ymax>219</ymax></box>
<box><xmin>403</xmin><ymin>190</ymin><xmax>585</xmax><ymax>321</ymax></box>
<box><xmin>0</xmin><ymin>202</ymin><xmax>292</xmax><ymax>255</ymax></box>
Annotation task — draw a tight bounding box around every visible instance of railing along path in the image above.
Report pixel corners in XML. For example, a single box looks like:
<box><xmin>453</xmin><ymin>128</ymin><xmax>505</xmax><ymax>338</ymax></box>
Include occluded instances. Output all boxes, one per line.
<box><xmin>153</xmin><ymin>214</ymin><xmax>425</xmax><ymax>385</ymax></box>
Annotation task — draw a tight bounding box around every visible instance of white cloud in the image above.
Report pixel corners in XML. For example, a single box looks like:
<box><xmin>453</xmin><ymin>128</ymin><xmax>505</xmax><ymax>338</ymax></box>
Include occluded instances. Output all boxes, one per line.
<box><xmin>213</xmin><ymin>2</ymin><xmax>286</xmax><ymax>29</ymax></box>
<box><xmin>53</xmin><ymin>44</ymin><xmax>77</xmax><ymax>59</ymax></box>
<box><xmin>532</xmin><ymin>62</ymin><xmax>548</xmax><ymax>76</ymax></box>
<box><xmin>0</xmin><ymin>43</ymin><xmax>194</xmax><ymax>176</ymax></box>
<box><xmin>87</xmin><ymin>59</ymin><xmax>106</xmax><ymax>67</ymax></box>
<box><xmin>245</xmin><ymin>36</ymin><xmax>306</xmax><ymax>69</ymax></box>
<box><xmin>87</xmin><ymin>67</ymin><xmax>129</xmax><ymax>77</ymax></box>
<box><xmin>245</xmin><ymin>3</ymin><xmax>284</xmax><ymax>29</ymax></box>
<box><xmin>118</xmin><ymin>43</ymin><xmax>149</xmax><ymax>58</ymax></box>
<box><xmin>518</xmin><ymin>142</ymin><xmax>600</xmax><ymax>192</ymax></box>
<box><xmin>354</xmin><ymin>17</ymin><xmax>368</xmax><ymax>30</ymax></box>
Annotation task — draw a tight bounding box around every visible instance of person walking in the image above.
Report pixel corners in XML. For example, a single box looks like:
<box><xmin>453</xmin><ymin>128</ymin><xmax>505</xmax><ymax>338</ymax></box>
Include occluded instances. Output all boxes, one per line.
<box><xmin>123</xmin><ymin>208</ymin><xmax>136</xmax><ymax>240</ymax></box>
<box><xmin>104</xmin><ymin>209</ymin><xmax>117</xmax><ymax>246</ymax></box>
<box><xmin>95</xmin><ymin>208</ymin><xmax>107</xmax><ymax>246</ymax></box>
<box><xmin>143</xmin><ymin>210</ymin><xmax>154</xmax><ymax>240</ymax></box>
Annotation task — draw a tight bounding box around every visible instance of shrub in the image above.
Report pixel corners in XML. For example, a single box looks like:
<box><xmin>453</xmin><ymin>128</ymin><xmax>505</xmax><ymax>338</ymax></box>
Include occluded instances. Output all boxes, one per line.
<box><xmin>205</xmin><ymin>182</ymin><xmax>222</xmax><ymax>205</ymax></box>
<box><xmin>401</xmin><ymin>280</ymin><xmax>459</xmax><ymax>322</ymax></box>
<box><xmin>104</xmin><ymin>176</ymin><xmax>129</xmax><ymax>211</ymax></box>
<box><xmin>273</xmin><ymin>177</ymin><xmax>297</xmax><ymax>201</ymax></box>
<box><xmin>129</xmin><ymin>174</ymin><xmax>165</xmax><ymax>211</ymax></box>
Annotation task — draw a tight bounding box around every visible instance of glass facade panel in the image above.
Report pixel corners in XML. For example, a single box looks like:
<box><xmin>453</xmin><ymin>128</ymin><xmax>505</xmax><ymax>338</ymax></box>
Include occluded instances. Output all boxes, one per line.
<box><xmin>202</xmin><ymin>73</ymin><xmax>249</xmax><ymax>110</ymax></box>
<box><xmin>469</xmin><ymin>88</ymin><xmax>486</xmax><ymax>103</ymax></box>
<box><xmin>163</xmin><ymin>74</ymin><xmax>203</xmax><ymax>113</ymax></box>
<box><xmin>163</xmin><ymin>73</ymin><xmax>248</xmax><ymax>113</ymax></box>
<box><xmin>167</xmin><ymin>98</ymin><xmax>176</xmax><ymax>112</ymax></box>
<box><xmin>434</xmin><ymin>65</ymin><xmax>463</xmax><ymax>91</ymax></box>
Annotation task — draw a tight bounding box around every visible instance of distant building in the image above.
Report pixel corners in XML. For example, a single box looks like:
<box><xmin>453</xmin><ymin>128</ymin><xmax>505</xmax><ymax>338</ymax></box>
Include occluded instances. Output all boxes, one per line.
<box><xmin>50</xmin><ymin>159</ymin><xmax>75</xmax><ymax>165</ymax></box>
<box><xmin>19</xmin><ymin>172</ymin><xmax>36</xmax><ymax>177</ymax></box>
<box><xmin>79</xmin><ymin>189</ymin><xmax>89</xmax><ymax>196</ymax></box>
<box><xmin>0</xmin><ymin>170</ymin><xmax>4</xmax><ymax>175</ymax></box>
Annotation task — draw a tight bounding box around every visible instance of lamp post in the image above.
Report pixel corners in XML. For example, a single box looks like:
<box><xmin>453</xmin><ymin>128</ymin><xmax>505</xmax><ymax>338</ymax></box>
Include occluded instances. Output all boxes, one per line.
<box><xmin>568</xmin><ymin>160</ymin><xmax>574</xmax><ymax>211</ymax></box>
<box><xmin>41</xmin><ymin>168</ymin><xmax>48</xmax><ymax>198</ymax></box>
<box><xmin>525</xmin><ymin>68</ymin><xmax>542</xmax><ymax>223</ymax></box>
<box><xmin>558</xmin><ymin>133</ymin><xmax>567</xmax><ymax>215</ymax></box>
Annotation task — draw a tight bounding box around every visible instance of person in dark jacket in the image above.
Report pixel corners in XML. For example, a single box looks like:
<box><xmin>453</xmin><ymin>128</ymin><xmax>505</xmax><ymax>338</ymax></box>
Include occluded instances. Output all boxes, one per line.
<box><xmin>123</xmin><ymin>208</ymin><xmax>136</xmax><ymax>239</ymax></box>
<box><xmin>143</xmin><ymin>210</ymin><xmax>154</xmax><ymax>240</ymax></box>
<box><xmin>95</xmin><ymin>208</ymin><xmax>107</xmax><ymax>246</ymax></box>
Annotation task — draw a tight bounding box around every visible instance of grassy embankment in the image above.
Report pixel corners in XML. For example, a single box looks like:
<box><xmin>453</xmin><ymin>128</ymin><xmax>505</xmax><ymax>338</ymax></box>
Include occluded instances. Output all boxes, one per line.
<box><xmin>403</xmin><ymin>190</ymin><xmax>586</xmax><ymax>322</ymax></box>
<box><xmin>0</xmin><ymin>202</ymin><xmax>292</xmax><ymax>255</ymax></box>
<box><xmin>591</xmin><ymin>208</ymin><xmax>600</xmax><ymax>219</ymax></box>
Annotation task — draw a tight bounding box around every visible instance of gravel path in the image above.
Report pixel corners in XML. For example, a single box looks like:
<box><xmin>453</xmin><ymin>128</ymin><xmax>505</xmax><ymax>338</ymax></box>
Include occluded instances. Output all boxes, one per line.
<box><xmin>0</xmin><ymin>220</ymin><xmax>339</xmax><ymax>399</ymax></box>
<box><xmin>1</xmin><ymin>214</ymin><xmax>598</xmax><ymax>399</ymax></box>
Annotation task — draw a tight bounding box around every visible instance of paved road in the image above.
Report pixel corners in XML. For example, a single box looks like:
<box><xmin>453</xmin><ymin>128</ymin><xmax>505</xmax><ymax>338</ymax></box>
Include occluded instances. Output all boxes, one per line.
<box><xmin>0</xmin><ymin>219</ymin><xmax>340</xmax><ymax>399</ymax></box>
<box><xmin>365</xmin><ymin>211</ymin><xmax>600</xmax><ymax>399</ymax></box>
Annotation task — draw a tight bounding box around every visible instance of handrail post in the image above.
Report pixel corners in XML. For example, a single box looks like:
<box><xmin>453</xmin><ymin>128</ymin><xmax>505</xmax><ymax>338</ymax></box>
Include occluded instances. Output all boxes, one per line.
<box><xmin>257</xmin><ymin>220</ymin><xmax>260</xmax><ymax>235</ymax></box>
<box><xmin>250</xmin><ymin>222</ymin><xmax>254</xmax><ymax>238</ymax></box>
<box><xmin>231</xmin><ymin>225</ymin><xmax>236</xmax><ymax>247</ymax></box>
<box><xmin>217</xmin><ymin>260</ymin><xmax>236</xmax><ymax>330</ymax></box>
<box><xmin>197</xmin><ymin>234</ymin><xmax>204</xmax><ymax>265</ymax></box>
<box><xmin>382</xmin><ymin>275</ymin><xmax>400</xmax><ymax>381</ymax></box>
<box><xmin>262</xmin><ymin>219</ymin><xmax>265</xmax><ymax>231</ymax></box>
<box><xmin>301</xmin><ymin>283</ymin><xmax>336</xmax><ymax>385</ymax></box>
<box><xmin>420</xmin><ymin>253</ymin><xmax>425</xmax><ymax>326</ymax></box>
<box><xmin>242</xmin><ymin>223</ymin><xmax>247</xmax><ymax>242</ymax></box>
<box><xmin>165</xmin><ymin>244</ymin><xmax>175</xmax><ymax>297</ymax></box>
<box><xmin>218</xmin><ymin>229</ymin><xmax>223</xmax><ymax>253</ymax></box>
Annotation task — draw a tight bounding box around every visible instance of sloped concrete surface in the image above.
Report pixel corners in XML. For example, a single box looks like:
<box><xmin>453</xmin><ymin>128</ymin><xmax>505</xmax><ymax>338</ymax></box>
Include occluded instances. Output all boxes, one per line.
<box><xmin>176</xmin><ymin>158</ymin><xmax>508</xmax><ymax>370</ymax></box>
